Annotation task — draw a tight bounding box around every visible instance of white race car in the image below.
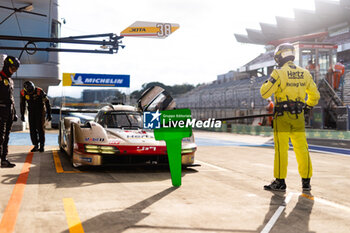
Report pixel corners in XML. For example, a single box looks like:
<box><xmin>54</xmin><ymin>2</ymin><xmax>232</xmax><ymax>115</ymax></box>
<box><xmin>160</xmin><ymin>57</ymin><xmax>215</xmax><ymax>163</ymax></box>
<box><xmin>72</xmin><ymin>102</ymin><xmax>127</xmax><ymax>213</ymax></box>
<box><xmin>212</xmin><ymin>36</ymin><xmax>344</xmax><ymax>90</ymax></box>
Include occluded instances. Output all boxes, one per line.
<box><xmin>58</xmin><ymin>87</ymin><xmax>197</xmax><ymax>167</ymax></box>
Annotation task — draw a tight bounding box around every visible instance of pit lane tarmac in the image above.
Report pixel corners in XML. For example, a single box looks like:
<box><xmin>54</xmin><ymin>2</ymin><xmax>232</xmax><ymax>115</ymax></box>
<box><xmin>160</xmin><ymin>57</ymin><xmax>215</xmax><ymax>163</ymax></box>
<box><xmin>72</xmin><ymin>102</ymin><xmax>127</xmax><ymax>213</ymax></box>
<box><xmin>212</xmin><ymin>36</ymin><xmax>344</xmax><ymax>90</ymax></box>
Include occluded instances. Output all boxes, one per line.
<box><xmin>0</xmin><ymin>131</ymin><xmax>350</xmax><ymax>233</ymax></box>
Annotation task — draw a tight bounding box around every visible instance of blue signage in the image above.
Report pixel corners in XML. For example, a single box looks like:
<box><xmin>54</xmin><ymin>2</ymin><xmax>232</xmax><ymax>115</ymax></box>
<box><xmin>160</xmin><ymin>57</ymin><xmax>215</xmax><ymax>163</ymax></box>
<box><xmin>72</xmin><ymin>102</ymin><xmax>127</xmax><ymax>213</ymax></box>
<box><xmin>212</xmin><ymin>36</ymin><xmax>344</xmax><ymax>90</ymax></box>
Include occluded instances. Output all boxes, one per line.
<box><xmin>63</xmin><ymin>73</ymin><xmax>130</xmax><ymax>87</ymax></box>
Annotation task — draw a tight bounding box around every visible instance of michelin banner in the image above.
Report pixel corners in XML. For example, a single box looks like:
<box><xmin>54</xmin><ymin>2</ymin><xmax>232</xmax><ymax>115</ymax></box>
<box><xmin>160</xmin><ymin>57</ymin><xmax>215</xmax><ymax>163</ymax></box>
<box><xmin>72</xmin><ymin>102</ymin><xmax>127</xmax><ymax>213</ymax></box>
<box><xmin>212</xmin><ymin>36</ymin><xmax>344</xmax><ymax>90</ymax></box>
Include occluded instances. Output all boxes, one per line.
<box><xmin>62</xmin><ymin>73</ymin><xmax>130</xmax><ymax>87</ymax></box>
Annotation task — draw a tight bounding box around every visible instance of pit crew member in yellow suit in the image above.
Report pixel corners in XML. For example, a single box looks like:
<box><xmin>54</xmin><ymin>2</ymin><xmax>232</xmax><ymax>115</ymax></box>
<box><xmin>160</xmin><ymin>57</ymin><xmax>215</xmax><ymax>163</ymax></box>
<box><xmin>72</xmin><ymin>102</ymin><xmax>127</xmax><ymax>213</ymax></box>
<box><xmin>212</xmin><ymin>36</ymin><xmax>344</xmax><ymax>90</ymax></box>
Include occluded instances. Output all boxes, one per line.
<box><xmin>260</xmin><ymin>43</ymin><xmax>320</xmax><ymax>192</ymax></box>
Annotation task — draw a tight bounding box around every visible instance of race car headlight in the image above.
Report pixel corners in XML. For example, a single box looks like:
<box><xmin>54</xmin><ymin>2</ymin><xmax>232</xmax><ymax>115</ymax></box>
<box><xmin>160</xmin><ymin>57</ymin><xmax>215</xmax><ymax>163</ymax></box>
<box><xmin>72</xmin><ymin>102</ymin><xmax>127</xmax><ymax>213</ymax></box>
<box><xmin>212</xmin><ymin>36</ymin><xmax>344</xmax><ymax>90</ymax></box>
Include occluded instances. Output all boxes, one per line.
<box><xmin>85</xmin><ymin>149</ymin><xmax>100</xmax><ymax>153</ymax></box>
<box><xmin>181</xmin><ymin>148</ymin><xmax>196</xmax><ymax>154</ymax></box>
<box><xmin>100</xmin><ymin>146</ymin><xmax>117</xmax><ymax>154</ymax></box>
<box><xmin>84</xmin><ymin>145</ymin><xmax>119</xmax><ymax>154</ymax></box>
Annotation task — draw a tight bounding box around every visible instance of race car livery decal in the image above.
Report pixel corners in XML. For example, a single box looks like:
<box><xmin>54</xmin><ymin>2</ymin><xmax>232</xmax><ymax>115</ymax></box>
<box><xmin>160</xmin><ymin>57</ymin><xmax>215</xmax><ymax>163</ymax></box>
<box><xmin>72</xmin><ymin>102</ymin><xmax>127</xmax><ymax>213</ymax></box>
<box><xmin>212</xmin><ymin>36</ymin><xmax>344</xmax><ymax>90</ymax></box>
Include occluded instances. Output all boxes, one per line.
<box><xmin>136</xmin><ymin>146</ymin><xmax>157</xmax><ymax>152</ymax></box>
<box><xmin>85</xmin><ymin>137</ymin><xmax>105</xmax><ymax>142</ymax></box>
<box><xmin>126</xmin><ymin>134</ymin><xmax>153</xmax><ymax>139</ymax></box>
<box><xmin>80</xmin><ymin>157</ymin><xmax>93</xmax><ymax>163</ymax></box>
<box><xmin>117</xmin><ymin>145</ymin><xmax>167</xmax><ymax>155</ymax></box>
<box><xmin>108</xmin><ymin>139</ymin><xmax>121</xmax><ymax>145</ymax></box>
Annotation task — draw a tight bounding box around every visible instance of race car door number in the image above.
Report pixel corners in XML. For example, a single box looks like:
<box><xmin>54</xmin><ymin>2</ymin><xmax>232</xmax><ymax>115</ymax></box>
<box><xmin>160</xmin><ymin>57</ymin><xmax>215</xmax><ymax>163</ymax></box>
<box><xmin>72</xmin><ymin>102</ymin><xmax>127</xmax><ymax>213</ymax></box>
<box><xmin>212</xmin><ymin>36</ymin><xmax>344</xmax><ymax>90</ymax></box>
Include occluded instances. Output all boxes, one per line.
<box><xmin>137</xmin><ymin>146</ymin><xmax>156</xmax><ymax>151</ymax></box>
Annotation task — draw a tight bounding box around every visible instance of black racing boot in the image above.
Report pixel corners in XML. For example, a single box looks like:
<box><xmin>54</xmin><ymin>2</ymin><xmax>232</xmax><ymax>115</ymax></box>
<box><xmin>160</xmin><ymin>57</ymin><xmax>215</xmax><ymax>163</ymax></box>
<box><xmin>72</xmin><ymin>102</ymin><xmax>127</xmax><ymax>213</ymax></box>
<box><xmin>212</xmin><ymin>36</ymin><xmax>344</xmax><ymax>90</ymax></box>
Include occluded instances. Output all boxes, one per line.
<box><xmin>39</xmin><ymin>144</ymin><xmax>44</xmax><ymax>152</ymax></box>
<box><xmin>31</xmin><ymin>145</ymin><xmax>39</xmax><ymax>152</ymax></box>
<box><xmin>264</xmin><ymin>179</ymin><xmax>286</xmax><ymax>192</ymax></box>
<box><xmin>302</xmin><ymin>178</ymin><xmax>311</xmax><ymax>191</ymax></box>
<box><xmin>1</xmin><ymin>159</ymin><xmax>16</xmax><ymax>168</ymax></box>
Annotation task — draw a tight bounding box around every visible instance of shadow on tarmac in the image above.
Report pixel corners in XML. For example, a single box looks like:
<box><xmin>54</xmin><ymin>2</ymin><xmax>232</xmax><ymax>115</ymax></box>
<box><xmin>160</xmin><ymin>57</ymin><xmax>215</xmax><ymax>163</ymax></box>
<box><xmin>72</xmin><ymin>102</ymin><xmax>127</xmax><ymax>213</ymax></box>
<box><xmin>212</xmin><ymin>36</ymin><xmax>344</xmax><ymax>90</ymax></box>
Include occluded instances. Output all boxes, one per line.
<box><xmin>257</xmin><ymin>191</ymin><xmax>314</xmax><ymax>233</ymax></box>
<box><xmin>61</xmin><ymin>187</ymin><xmax>256</xmax><ymax>233</ymax></box>
<box><xmin>61</xmin><ymin>186</ymin><xmax>176</xmax><ymax>233</ymax></box>
<box><xmin>0</xmin><ymin>152</ymin><xmax>30</xmax><ymax>185</ymax></box>
<box><xmin>0</xmin><ymin>150</ymin><xmax>198</xmax><ymax>188</ymax></box>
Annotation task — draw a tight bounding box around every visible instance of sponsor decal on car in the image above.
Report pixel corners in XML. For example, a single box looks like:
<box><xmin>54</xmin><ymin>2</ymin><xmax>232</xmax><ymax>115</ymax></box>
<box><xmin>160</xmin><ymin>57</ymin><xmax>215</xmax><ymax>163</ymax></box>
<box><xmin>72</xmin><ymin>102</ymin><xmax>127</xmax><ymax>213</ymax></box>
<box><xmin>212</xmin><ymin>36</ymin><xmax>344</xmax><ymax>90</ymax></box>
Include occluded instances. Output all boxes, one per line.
<box><xmin>80</xmin><ymin>157</ymin><xmax>92</xmax><ymax>163</ymax></box>
<box><xmin>108</xmin><ymin>139</ymin><xmax>121</xmax><ymax>145</ymax></box>
<box><xmin>136</xmin><ymin>146</ymin><xmax>156</xmax><ymax>151</ymax></box>
<box><xmin>126</xmin><ymin>134</ymin><xmax>153</xmax><ymax>139</ymax></box>
<box><xmin>85</xmin><ymin>137</ymin><xmax>105</xmax><ymax>142</ymax></box>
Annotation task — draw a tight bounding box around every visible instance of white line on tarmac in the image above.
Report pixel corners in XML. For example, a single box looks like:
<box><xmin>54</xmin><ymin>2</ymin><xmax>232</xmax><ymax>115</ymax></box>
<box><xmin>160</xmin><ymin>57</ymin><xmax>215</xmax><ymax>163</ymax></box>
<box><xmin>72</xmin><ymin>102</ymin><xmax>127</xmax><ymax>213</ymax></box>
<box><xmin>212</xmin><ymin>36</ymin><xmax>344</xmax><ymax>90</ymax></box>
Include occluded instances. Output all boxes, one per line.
<box><xmin>296</xmin><ymin>192</ymin><xmax>350</xmax><ymax>213</ymax></box>
<box><xmin>260</xmin><ymin>192</ymin><xmax>294</xmax><ymax>233</ymax></box>
<box><xmin>261</xmin><ymin>191</ymin><xmax>350</xmax><ymax>233</ymax></box>
<box><xmin>309</xmin><ymin>149</ymin><xmax>350</xmax><ymax>157</ymax></box>
<box><xmin>313</xmin><ymin>196</ymin><xmax>350</xmax><ymax>212</ymax></box>
<box><xmin>196</xmin><ymin>160</ymin><xmax>229</xmax><ymax>171</ymax></box>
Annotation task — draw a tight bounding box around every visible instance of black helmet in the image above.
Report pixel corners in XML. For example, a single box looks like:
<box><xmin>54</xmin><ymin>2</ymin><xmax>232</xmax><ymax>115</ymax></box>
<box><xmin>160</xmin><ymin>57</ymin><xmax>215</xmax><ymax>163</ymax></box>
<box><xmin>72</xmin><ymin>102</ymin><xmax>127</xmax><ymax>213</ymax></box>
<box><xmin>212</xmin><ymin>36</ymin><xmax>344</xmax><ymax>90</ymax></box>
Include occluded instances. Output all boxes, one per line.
<box><xmin>2</xmin><ymin>56</ymin><xmax>20</xmax><ymax>77</ymax></box>
<box><xmin>23</xmin><ymin>81</ymin><xmax>35</xmax><ymax>94</ymax></box>
<box><xmin>274</xmin><ymin>43</ymin><xmax>295</xmax><ymax>67</ymax></box>
<box><xmin>4</xmin><ymin>56</ymin><xmax>20</xmax><ymax>69</ymax></box>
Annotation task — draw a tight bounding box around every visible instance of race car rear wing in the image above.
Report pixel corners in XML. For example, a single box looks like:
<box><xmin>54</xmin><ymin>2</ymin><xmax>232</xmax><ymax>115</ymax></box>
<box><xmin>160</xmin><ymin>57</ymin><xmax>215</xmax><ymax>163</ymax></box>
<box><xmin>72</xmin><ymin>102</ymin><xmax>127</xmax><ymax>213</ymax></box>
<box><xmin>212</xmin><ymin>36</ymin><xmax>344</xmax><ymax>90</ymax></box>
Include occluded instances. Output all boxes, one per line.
<box><xmin>53</xmin><ymin>104</ymin><xmax>100</xmax><ymax>123</ymax></box>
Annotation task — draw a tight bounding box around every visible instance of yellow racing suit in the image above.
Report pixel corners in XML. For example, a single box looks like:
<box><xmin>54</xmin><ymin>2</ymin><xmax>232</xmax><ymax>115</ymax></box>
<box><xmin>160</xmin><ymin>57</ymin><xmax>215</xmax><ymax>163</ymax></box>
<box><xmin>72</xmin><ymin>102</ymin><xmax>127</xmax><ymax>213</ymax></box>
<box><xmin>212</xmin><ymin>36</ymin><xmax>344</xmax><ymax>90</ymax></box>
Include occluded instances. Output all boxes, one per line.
<box><xmin>260</xmin><ymin>61</ymin><xmax>320</xmax><ymax>179</ymax></box>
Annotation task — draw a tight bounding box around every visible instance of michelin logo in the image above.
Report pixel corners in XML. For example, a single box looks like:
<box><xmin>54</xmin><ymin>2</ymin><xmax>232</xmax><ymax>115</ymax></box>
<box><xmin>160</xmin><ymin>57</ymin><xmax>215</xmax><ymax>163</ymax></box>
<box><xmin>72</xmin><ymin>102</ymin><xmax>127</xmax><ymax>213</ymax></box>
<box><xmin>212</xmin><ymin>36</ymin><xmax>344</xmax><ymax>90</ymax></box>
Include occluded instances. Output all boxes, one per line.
<box><xmin>64</xmin><ymin>73</ymin><xmax>130</xmax><ymax>87</ymax></box>
<box><xmin>144</xmin><ymin>110</ymin><xmax>161</xmax><ymax>129</ymax></box>
<box><xmin>70</xmin><ymin>74</ymin><xmax>126</xmax><ymax>86</ymax></box>
<box><xmin>71</xmin><ymin>74</ymin><xmax>84</xmax><ymax>85</ymax></box>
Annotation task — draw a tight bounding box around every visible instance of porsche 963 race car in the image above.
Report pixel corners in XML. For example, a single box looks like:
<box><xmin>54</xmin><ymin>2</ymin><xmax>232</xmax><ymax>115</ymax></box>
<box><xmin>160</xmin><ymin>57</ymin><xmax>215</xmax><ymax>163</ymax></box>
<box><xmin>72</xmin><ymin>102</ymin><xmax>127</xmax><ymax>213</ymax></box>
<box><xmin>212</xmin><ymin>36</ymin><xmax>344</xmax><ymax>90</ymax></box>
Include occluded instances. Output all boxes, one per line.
<box><xmin>58</xmin><ymin>86</ymin><xmax>197</xmax><ymax>167</ymax></box>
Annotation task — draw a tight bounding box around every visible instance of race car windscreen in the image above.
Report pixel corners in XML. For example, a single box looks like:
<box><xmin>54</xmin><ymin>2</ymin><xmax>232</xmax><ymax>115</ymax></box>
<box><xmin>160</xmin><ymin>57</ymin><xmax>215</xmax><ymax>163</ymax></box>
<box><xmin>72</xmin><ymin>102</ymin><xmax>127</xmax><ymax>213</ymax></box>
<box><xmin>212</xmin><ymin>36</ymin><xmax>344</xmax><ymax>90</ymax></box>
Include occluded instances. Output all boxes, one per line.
<box><xmin>98</xmin><ymin>112</ymin><xmax>143</xmax><ymax>129</ymax></box>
